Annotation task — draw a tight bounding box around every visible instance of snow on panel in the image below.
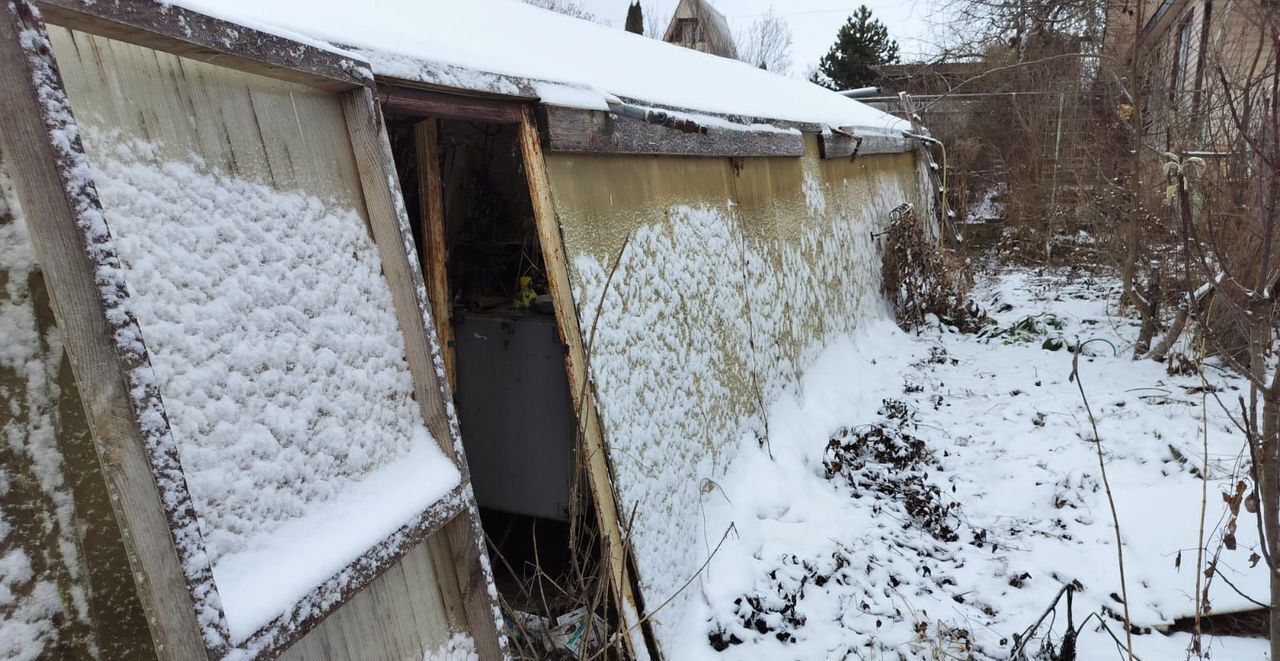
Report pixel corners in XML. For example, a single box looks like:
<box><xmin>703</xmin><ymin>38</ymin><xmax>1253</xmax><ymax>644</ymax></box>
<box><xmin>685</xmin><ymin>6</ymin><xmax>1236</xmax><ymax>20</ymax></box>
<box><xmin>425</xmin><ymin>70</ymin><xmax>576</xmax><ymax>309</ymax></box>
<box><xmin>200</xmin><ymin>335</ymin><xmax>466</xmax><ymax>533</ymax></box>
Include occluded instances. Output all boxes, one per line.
<box><xmin>46</xmin><ymin>28</ymin><xmax>461</xmax><ymax>643</ymax></box>
<box><xmin>78</xmin><ymin>128</ymin><xmax>460</xmax><ymax>642</ymax></box>
<box><xmin>546</xmin><ymin>148</ymin><xmax>920</xmax><ymax>650</ymax></box>
<box><xmin>169</xmin><ymin>0</ymin><xmax>904</xmax><ymax>131</ymax></box>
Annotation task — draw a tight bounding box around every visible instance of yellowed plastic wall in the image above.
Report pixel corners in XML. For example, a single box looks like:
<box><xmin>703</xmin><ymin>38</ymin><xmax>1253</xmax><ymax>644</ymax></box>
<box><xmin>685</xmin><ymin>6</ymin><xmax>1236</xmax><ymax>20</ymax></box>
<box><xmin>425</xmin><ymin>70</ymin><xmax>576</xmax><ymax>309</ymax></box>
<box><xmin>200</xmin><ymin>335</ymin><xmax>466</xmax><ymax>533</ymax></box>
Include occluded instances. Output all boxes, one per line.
<box><xmin>543</xmin><ymin>139</ymin><xmax>922</xmax><ymax>650</ymax></box>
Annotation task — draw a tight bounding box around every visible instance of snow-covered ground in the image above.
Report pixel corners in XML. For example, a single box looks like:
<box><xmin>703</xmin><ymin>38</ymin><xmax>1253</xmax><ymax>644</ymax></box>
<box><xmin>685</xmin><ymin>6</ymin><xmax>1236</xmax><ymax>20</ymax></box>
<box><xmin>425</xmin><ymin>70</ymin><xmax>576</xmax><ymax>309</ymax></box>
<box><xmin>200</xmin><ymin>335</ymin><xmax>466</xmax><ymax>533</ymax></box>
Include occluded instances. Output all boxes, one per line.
<box><xmin>668</xmin><ymin>268</ymin><xmax>1270</xmax><ymax>660</ymax></box>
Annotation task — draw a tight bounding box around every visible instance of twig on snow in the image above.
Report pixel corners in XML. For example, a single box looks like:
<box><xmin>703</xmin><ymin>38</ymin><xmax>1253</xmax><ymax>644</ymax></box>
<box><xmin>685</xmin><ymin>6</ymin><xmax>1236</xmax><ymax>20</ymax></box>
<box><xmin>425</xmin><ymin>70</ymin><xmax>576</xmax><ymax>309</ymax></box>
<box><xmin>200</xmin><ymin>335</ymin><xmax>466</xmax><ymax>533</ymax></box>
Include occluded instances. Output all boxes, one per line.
<box><xmin>1010</xmin><ymin>581</ymin><xmax>1076</xmax><ymax>657</ymax></box>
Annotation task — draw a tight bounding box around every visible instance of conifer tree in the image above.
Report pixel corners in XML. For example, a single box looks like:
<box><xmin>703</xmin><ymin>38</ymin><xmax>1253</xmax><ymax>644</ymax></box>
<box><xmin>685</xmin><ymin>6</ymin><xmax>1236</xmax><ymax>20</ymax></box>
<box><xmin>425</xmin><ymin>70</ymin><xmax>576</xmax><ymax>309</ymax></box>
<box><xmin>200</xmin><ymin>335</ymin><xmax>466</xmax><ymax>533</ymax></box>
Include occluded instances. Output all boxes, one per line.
<box><xmin>817</xmin><ymin>6</ymin><xmax>899</xmax><ymax>90</ymax></box>
<box><xmin>625</xmin><ymin>1</ymin><xmax>644</xmax><ymax>34</ymax></box>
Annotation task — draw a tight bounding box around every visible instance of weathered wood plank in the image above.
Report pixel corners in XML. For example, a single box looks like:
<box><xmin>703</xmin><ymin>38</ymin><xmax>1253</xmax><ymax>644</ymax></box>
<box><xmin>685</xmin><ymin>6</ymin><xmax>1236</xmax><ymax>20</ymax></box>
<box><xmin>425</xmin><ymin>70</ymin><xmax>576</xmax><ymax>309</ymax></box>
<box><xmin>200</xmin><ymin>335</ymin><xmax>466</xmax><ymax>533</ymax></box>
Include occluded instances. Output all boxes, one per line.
<box><xmin>611</xmin><ymin>95</ymin><xmax>826</xmax><ymax>134</ymax></box>
<box><xmin>381</xmin><ymin>84</ymin><xmax>526</xmax><ymax>124</ymax></box>
<box><xmin>342</xmin><ymin>87</ymin><xmax>507</xmax><ymax>661</ymax></box>
<box><xmin>0</xmin><ymin>3</ymin><xmax>216</xmax><ymax>659</ymax></box>
<box><xmin>35</xmin><ymin>0</ymin><xmax>369</xmax><ymax>92</ymax></box>
<box><xmin>414</xmin><ymin>119</ymin><xmax>457</xmax><ymax>392</ymax></box>
<box><xmin>818</xmin><ymin>128</ymin><xmax>912</xmax><ymax>159</ymax></box>
<box><xmin>400</xmin><ymin>539</ymin><xmax>449</xmax><ymax>639</ymax></box>
<box><xmin>374</xmin><ymin>71</ymin><xmax>542</xmax><ymax>104</ymax></box>
<box><xmin>543</xmin><ymin>105</ymin><xmax>804</xmax><ymax>158</ymax></box>
<box><xmin>518</xmin><ymin>106</ymin><xmax>654</xmax><ymax>660</ymax></box>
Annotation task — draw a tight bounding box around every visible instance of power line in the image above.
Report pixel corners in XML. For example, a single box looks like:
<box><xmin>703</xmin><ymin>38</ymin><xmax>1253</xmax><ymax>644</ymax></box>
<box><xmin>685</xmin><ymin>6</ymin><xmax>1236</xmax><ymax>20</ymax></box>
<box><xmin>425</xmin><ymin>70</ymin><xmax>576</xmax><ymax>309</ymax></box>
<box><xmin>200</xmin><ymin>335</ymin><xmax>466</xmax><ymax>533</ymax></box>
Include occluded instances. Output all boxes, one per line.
<box><xmin>723</xmin><ymin>8</ymin><xmax>858</xmax><ymax>18</ymax></box>
<box><xmin>597</xmin><ymin>3</ymin><xmax>860</xmax><ymax>24</ymax></box>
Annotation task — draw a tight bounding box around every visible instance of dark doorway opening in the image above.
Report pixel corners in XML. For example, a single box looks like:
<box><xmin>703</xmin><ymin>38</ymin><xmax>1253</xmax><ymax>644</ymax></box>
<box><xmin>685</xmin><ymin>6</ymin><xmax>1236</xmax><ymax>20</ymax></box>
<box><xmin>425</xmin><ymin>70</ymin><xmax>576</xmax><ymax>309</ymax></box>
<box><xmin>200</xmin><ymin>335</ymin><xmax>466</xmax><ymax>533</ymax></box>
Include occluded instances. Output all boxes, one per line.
<box><xmin>385</xmin><ymin>110</ymin><xmax>596</xmax><ymax>619</ymax></box>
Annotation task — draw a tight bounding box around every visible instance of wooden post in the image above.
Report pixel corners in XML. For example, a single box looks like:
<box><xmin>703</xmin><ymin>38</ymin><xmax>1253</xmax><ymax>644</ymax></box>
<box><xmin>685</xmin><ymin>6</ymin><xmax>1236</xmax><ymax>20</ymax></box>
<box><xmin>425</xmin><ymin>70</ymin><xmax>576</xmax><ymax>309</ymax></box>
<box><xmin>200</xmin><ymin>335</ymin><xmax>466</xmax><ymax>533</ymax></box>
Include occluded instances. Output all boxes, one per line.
<box><xmin>0</xmin><ymin>2</ymin><xmax>217</xmax><ymax>658</ymax></box>
<box><xmin>342</xmin><ymin>87</ymin><xmax>507</xmax><ymax>661</ymax></box>
<box><xmin>517</xmin><ymin>107</ymin><xmax>654</xmax><ymax>660</ymax></box>
<box><xmin>414</xmin><ymin>119</ymin><xmax>457</xmax><ymax>391</ymax></box>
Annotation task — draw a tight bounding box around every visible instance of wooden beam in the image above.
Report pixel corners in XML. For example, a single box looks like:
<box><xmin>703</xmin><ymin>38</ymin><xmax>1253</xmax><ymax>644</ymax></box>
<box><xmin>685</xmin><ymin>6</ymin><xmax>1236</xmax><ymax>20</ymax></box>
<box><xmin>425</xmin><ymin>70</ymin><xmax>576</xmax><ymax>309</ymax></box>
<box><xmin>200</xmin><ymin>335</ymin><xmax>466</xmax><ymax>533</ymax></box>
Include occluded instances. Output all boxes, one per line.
<box><xmin>818</xmin><ymin>128</ymin><xmax>912</xmax><ymax>160</ymax></box>
<box><xmin>380</xmin><ymin>85</ymin><xmax>526</xmax><ymax>124</ymax></box>
<box><xmin>342</xmin><ymin>87</ymin><xmax>507</xmax><ymax>661</ymax></box>
<box><xmin>374</xmin><ymin>71</ymin><xmax>541</xmax><ymax>104</ymax></box>
<box><xmin>517</xmin><ymin>107</ymin><xmax>655</xmax><ymax>659</ymax></box>
<box><xmin>414</xmin><ymin>120</ymin><xmax>457</xmax><ymax>392</ymax></box>
<box><xmin>612</xmin><ymin>96</ymin><xmax>827</xmax><ymax>135</ymax></box>
<box><xmin>543</xmin><ymin>105</ymin><xmax>805</xmax><ymax>158</ymax></box>
<box><xmin>35</xmin><ymin>0</ymin><xmax>369</xmax><ymax>92</ymax></box>
<box><xmin>0</xmin><ymin>2</ymin><xmax>218</xmax><ymax>658</ymax></box>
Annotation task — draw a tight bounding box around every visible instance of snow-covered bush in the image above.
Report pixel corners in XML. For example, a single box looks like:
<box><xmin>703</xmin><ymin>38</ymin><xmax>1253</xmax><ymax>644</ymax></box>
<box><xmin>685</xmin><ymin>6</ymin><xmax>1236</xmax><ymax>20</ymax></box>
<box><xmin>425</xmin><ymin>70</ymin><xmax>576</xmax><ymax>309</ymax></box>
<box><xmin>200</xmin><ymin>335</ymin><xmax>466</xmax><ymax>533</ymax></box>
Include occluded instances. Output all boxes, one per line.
<box><xmin>880</xmin><ymin>205</ymin><xmax>987</xmax><ymax>333</ymax></box>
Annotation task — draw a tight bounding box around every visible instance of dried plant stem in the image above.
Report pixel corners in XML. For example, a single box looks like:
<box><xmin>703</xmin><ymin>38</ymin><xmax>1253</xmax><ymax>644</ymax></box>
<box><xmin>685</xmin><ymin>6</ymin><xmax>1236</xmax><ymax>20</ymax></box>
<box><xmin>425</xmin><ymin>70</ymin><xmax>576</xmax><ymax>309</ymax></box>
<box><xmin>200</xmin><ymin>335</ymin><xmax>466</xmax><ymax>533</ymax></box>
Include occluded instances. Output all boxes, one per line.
<box><xmin>586</xmin><ymin>523</ymin><xmax>736</xmax><ymax>661</ymax></box>
<box><xmin>737</xmin><ymin>226</ymin><xmax>772</xmax><ymax>459</ymax></box>
<box><xmin>1192</xmin><ymin>340</ymin><xmax>1210</xmax><ymax>659</ymax></box>
<box><xmin>1070</xmin><ymin>343</ymin><xmax>1135</xmax><ymax>661</ymax></box>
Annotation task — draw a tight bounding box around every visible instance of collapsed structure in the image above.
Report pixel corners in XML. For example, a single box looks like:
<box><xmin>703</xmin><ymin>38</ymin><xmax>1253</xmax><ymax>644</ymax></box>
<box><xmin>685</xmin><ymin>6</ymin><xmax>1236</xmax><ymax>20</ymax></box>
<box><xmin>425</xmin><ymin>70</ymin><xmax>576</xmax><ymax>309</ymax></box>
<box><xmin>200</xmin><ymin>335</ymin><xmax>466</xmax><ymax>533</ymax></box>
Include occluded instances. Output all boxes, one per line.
<box><xmin>0</xmin><ymin>0</ymin><xmax>936</xmax><ymax>658</ymax></box>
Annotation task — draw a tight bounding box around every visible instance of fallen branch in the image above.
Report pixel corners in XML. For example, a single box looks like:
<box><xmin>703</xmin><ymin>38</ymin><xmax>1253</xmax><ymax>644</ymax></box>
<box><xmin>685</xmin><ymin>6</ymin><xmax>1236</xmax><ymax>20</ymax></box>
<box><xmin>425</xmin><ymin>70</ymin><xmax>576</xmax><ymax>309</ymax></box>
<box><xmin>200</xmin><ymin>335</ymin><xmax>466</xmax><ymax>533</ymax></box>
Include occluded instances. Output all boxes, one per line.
<box><xmin>1010</xmin><ymin>581</ymin><xmax>1077</xmax><ymax>657</ymax></box>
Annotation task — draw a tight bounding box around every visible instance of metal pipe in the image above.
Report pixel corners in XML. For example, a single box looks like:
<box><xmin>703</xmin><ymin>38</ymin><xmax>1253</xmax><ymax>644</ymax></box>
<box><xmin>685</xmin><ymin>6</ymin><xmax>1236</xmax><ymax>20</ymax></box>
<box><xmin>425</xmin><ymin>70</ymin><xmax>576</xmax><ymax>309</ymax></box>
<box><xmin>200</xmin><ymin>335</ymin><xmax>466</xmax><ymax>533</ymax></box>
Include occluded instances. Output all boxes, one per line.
<box><xmin>859</xmin><ymin>90</ymin><xmax>1070</xmax><ymax>102</ymax></box>
<box><xmin>605</xmin><ymin>99</ymin><xmax>707</xmax><ymax>134</ymax></box>
<box><xmin>901</xmin><ymin>131</ymin><xmax>941</xmax><ymax>146</ymax></box>
<box><xmin>838</xmin><ymin>86</ymin><xmax>880</xmax><ymax>98</ymax></box>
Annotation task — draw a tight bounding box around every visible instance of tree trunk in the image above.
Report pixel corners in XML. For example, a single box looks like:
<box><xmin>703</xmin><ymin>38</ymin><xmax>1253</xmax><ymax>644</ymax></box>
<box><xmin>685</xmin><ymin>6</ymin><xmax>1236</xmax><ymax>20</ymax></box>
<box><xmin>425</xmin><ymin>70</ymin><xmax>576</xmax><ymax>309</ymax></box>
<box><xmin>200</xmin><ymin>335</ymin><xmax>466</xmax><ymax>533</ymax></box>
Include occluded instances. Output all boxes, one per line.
<box><xmin>1133</xmin><ymin>278</ymin><xmax>1161</xmax><ymax>356</ymax></box>
<box><xmin>1247</xmin><ymin>293</ymin><xmax>1280</xmax><ymax>658</ymax></box>
<box><xmin>1147</xmin><ymin>303</ymin><xmax>1188</xmax><ymax>362</ymax></box>
<box><xmin>1122</xmin><ymin>0</ymin><xmax>1158</xmax><ymax>360</ymax></box>
<box><xmin>1263</xmin><ymin>377</ymin><xmax>1280</xmax><ymax>658</ymax></box>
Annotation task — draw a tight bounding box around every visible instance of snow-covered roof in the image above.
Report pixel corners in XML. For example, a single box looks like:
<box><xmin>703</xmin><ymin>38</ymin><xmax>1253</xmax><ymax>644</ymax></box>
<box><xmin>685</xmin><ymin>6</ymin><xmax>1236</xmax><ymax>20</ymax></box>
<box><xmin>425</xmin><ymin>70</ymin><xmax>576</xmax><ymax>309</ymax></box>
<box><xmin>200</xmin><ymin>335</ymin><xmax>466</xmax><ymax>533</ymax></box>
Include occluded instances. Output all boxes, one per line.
<box><xmin>171</xmin><ymin>0</ymin><xmax>903</xmax><ymax>132</ymax></box>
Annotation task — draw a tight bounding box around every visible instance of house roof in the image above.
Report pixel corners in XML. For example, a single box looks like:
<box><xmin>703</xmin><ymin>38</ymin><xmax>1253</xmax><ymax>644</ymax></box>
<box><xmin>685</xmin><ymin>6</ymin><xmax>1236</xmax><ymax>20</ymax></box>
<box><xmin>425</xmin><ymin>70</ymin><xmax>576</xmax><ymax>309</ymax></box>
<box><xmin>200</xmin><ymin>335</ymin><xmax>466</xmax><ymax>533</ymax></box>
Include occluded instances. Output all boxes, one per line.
<box><xmin>662</xmin><ymin>0</ymin><xmax>739</xmax><ymax>60</ymax></box>
<box><xmin>170</xmin><ymin>0</ymin><xmax>902</xmax><ymax>132</ymax></box>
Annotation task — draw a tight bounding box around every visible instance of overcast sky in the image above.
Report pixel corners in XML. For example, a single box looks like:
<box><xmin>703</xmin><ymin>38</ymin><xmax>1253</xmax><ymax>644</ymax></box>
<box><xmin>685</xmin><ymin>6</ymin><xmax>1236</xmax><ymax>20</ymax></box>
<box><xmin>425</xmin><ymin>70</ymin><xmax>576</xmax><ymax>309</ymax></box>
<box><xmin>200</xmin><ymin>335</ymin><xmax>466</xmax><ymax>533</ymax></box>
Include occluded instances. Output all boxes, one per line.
<box><xmin>573</xmin><ymin>0</ymin><xmax>951</xmax><ymax>77</ymax></box>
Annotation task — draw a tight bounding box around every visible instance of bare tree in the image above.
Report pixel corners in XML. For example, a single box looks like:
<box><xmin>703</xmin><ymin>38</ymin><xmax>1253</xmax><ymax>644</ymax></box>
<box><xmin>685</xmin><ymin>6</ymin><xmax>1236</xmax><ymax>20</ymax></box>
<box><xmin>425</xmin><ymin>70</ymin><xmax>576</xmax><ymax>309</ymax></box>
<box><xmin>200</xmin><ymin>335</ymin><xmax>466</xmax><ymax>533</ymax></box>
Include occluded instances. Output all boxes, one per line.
<box><xmin>1162</xmin><ymin>4</ymin><xmax>1280</xmax><ymax>656</ymax></box>
<box><xmin>735</xmin><ymin>7</ymin><xmax>793</xmax><ymax>74</ymax></box>
<box><xmin>939</xmin><ymin>0</ymin><xmax>1107</xmax><ymax>62</ymax></box>
<box><xmin>644</xmin><ymin>1</ymin><xmax>670</xmax><ymax>38</ymax></box>
<box><xmin>522</xmin><ymin>0</ymin><xmax>604</xmax><ymax>24</ymax></box>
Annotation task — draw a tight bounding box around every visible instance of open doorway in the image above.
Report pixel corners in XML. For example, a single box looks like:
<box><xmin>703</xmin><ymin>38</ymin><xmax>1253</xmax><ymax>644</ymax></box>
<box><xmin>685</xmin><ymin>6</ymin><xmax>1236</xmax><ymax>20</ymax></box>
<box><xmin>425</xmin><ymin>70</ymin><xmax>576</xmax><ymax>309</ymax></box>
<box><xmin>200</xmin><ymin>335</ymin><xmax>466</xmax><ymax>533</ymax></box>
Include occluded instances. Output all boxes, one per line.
<box><xmin>384</xmin><ymin>107</ymin><xmax>601</xmax><ymax>628</ymax></box>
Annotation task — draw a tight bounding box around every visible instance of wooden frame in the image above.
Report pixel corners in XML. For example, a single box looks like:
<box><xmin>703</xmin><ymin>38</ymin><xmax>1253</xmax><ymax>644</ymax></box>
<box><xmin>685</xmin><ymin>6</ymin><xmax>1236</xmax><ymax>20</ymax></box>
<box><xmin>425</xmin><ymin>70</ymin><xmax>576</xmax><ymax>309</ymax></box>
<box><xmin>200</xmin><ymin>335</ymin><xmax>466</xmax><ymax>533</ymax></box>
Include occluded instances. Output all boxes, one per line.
<box><xmin>518</xmin><ymin>107</ymin><xmax>657</xmax><ymax>659</ymax></box>
<box><xmin>380</xmin><ymin>84</ymin><xmax>526</xmax><ymax>124</ymax></box>
<box><xmin>342</xmin><ymin>88</ymin><xmax>505</xmax><ymax>661</ymax></box>
<box><xmin>377</xmin><ymin>87</ymin><xmax>655</xmax><ymax>658</ymax></box>
<box><xmin>377</xmin><ymin>91</ymin><xmax>531</xmax><ymax>392</ymax></box>
<box><xmin>36</xmin><ymin>0</ymin><xmax>369</xmax><ymax>92</ymax></box>
<box><xmin>542</xmin><ymin>105</ymin><xmax>806</xmax><ymax>158</ymax></box>
<box><xmin>1</xmin><ymin>0</ymin><xmax>505</xmax><ymax>658</ymax></box>
<box><xmin>819</xmin><ymin>127</ymin><xmax>913</xmax><ymax>160</ymax></box>
<box><xmin>413</xmin><ymin>119</ymin><xmax>458</xmax><ymax>391</ymax></box>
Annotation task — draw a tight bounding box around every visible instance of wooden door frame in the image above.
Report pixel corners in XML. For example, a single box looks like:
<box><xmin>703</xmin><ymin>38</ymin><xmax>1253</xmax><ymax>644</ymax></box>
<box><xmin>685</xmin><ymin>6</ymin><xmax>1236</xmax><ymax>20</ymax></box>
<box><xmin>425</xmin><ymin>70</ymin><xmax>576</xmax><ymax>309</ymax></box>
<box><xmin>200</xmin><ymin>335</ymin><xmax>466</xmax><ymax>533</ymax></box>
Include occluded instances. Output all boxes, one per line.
<box><xmin>517</xmin><ymin>108</ymin><xmax>656</xmax><ymax>660</ymax></box>
<box><xmin>379</xmin><ymin>85</ymin><xmax>657</xmax><ymax>659</ymax></box>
